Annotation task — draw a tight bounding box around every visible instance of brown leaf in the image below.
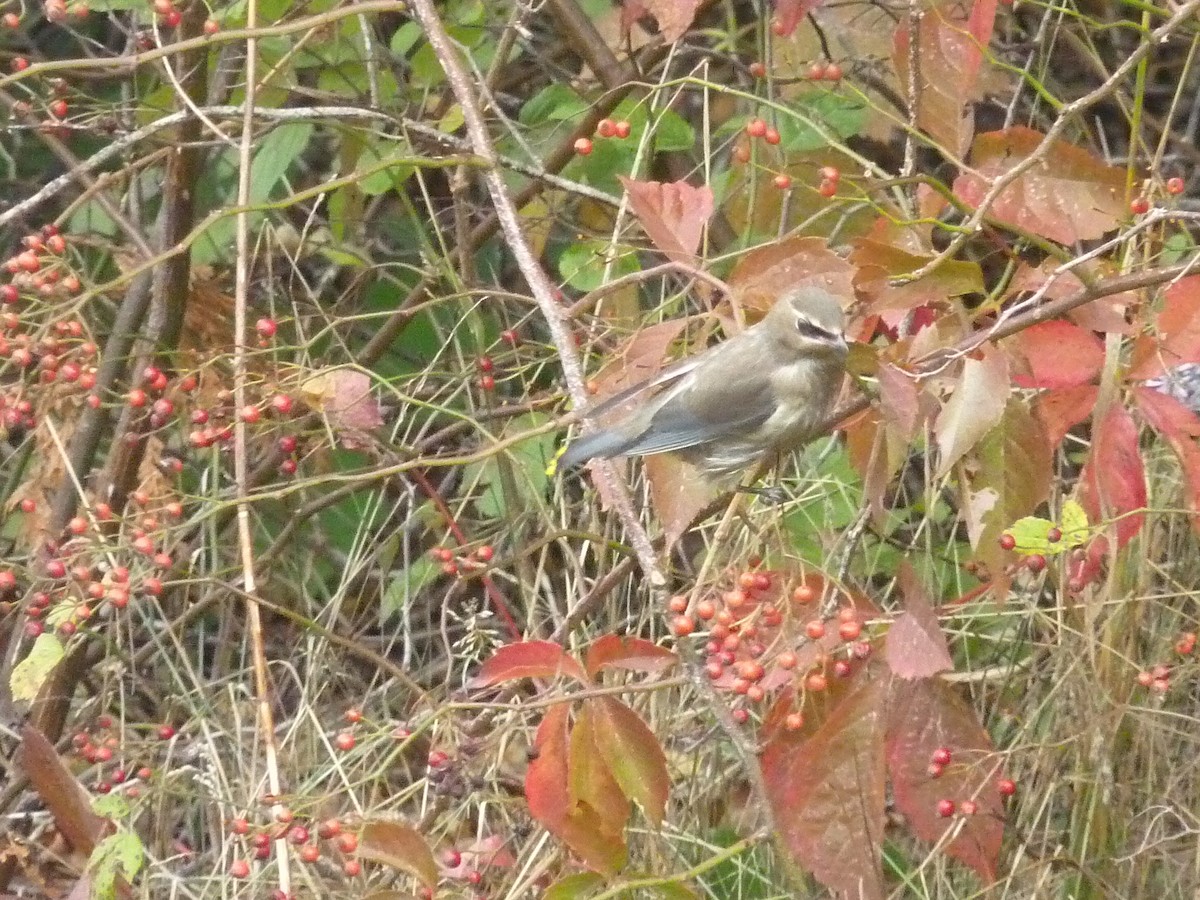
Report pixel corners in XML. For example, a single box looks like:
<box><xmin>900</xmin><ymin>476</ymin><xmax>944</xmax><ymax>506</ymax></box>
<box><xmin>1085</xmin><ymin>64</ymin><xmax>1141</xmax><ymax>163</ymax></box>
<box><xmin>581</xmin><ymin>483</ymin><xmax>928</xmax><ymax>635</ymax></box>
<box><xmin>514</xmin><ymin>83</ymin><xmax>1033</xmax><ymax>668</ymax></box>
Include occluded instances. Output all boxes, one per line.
<box><xmin>728</xmin><ymin>236</ymin><xmax>855</xmax><ymax>317</ymax></box>
<box><xmin>17</xmin><ymin>724</ymin><xmax>107</xmax><ymax>855</ymax></box>
<box><xmin>760</xmin><ymin>674</ymin><xmax>888</xmax><ymax>899</ymax></box>
<box><xmin>1009</xmin><ymin>261</ymin><xmax>1135</xmax><ymax>334</ymax></box>
<box><xmin>934</xmin><ymin>346</ymin><xmax>1009</xmax><ymax>476</ymax></box>
<box><xmin>358</xmin><ymin>820</ymin><xmax>438</xmax><ymax>888</ymax></box>
<box><xmin>893</xmin><ymin>0</ymin><xmax>998</xmax><ymax>157</ymax></box>
<box><xmin>885</xmin><ymin>565</ymin><xmax>954</xmax><ymax>680</ymax></box>
<box><xmin>640</xmin><ymin>0</ymin><xmax>699</xmax><ymax>42</ymax></box>
<box><xmin>618</xmin><ymin>178</ymin><xmax>713</xmax><ymax>264</ymax></box>
<box><xmin>645</xmin><ymin>454</ymin><xmax>719</xmax><ymax>549</ymax></box>
<box><xmin>300</xmin><ymin>368</ymin><xmax>382</xmax><ymax>445</ymax></box>
<box><xmin>953</xmin><ymin>126</ymin><xmax>1125</xmax><ymax>245</ymax></box>
<box><xmin>885</xmin><ymin>679</ymin><xmax>1004</xmax><ymax>881</ymax></box>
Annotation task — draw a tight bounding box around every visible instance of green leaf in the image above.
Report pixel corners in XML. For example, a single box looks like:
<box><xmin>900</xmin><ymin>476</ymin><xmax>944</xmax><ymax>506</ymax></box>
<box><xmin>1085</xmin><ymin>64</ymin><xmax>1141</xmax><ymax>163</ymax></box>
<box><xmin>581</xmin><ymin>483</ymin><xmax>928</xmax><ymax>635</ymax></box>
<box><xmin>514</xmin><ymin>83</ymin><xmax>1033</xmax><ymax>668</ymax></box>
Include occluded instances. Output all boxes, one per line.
<box><xmin>194</xmin><ymin>122</ymin><xmax>314</xmax><ymax>263</ymax></box>
<box><xmin>544</xmin><ymin>872</ymin><xmax>606</xmax><ymax>900</ymax></box>
<box><xmin>557</xmin><ymin>240</ymin><xmax>640</xmax><ymax>292</ymax></box>
<box><xmin>1008</xmin><ymin>499</ymin><xmax>1090</xmax><ymax>555</ymax></box>
<box><xmin>356</xmin><ymin>138</ymin><xmax>417</xmax><ymax>196</ymax></box>
<box><xmin>90</xmin><ymin>832</ymin><xmax>144</xmax><ymax>899</ymax></box>
<box><xmin>390</xmin><ymin>21</ymin><xmax>423</xmax><ymax>56</ymax></box>
<box><xmin>520</xmin><ymin>83</ymin><xmax>588</xmax><ymax>127</ymax></box>
<box><xmin>465</xmin><ymin>412</ymin><xmax>556</xmax><ymax>518</ymax></box>
<box><xmin>653</xmin><ymin>109</ymin><xmax>695</xmax><ymax>153</ymax></box>
<box><xmin>382</xmin><ymin>556</ymin><xmax>440</xmax><ymax>618</ymax></box>
<box><xmin>10</xmin><ymin>633</ymin><xmax>64</xmax><ymax>703</ymax></box>
<box><xmin>92</xmin><ymin>794</ymin><xmax>131</xmax><ymax>819</ymax></box>
<box><xmin>776</xmin><ymin>92</ymin><xmax>867</xmax><ymax>152</ymax></box>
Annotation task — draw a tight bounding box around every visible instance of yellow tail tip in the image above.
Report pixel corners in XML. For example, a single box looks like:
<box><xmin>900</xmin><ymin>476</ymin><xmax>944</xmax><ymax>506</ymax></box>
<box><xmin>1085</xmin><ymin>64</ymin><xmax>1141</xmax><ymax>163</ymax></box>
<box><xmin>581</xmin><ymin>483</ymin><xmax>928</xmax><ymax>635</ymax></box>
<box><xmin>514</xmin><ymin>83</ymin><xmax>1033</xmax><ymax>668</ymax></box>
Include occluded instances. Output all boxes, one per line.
<box><xmin>545</xmin><ymin>444</ymin><xmax>568</xmax><ymax>477</ymax></box>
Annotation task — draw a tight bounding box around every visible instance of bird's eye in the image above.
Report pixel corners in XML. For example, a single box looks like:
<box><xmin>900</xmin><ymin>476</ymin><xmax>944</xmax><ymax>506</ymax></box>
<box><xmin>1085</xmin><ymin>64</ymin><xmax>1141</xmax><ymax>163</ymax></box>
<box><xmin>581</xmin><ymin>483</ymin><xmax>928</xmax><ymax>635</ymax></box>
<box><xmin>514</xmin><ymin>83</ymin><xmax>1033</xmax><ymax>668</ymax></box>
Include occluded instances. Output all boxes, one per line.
<box><xmin>795</xmin><ymin>317</ymin><xmax>834</xmax><ymax>341</ymax></box>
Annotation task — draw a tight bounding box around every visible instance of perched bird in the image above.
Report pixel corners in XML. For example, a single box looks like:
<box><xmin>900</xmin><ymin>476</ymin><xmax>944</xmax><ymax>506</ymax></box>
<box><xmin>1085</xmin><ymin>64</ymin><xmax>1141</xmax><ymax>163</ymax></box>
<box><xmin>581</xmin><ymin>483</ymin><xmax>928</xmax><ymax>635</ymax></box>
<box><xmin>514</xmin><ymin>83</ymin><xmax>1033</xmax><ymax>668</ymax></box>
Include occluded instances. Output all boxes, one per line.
<box><xmin>559</xmin><ymin>285</ymin><xmax>848</xmax><ymax>482</ymax></box>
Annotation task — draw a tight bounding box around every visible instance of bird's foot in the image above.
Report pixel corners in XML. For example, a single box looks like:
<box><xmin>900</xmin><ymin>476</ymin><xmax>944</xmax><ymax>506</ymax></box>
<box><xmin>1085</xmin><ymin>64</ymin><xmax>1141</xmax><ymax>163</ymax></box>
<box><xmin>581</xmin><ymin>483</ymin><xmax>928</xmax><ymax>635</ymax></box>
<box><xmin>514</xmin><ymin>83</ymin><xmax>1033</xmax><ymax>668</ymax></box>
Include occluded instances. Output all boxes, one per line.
<box><xmin>737</xmin><ymin>484</ymin><xmax>789</xmax><ymax>505</ymax></box>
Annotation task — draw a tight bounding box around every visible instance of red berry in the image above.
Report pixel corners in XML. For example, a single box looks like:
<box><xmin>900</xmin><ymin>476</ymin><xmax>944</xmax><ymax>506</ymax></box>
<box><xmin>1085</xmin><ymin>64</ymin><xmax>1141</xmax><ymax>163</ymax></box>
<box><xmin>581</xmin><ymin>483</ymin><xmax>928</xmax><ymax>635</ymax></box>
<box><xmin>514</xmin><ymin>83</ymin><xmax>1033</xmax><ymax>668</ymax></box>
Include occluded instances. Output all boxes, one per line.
<box><xmin>475</xmin><ymin>544</ymin><xmax>494</xmax><ymax>562</ymax></box>
<box><xmin>936</xmin><ymin>799</ymin><xmax>955</xmax><ymax>818</ymax></box>
<box><xmin>163</xmin><ymin>8</ymin><xmax>181</xmax><ymax>26</ymax></box>
<box><xmin>226</xmin><ymin>816</ymin><xmax>249</xmax><ymax>833</ymax></box>
<box><xmin>817</xmin><ymin>178</ymin><xmax>837</xmax><ymax>198</ymax></box>
<box><xmin>3</xmin><ymin>12</ymin><xmax>20</xmax><ymax>27</ymax></box>
<box><xmin>672</xmin><ymin>615</ymin><xmax>696</xmax><ymax>636</ymax></box>
<box><xmin>300</xmin><ymin>844</ymin><xmax>320</xmax><ymax>863</ymax></box>
<box><xmin>931</xmin><ymin>747</ymin><xmax>952</xmax><ymax>766</ymax></box>
<box><xmin>239</xmin><ymin>405</ymin><xmax>261</xmax><ymax>423</ymax></box>
<box><xmin>808</xmin><ymin>61</ymin><xmax>827</xmax><ymax>80</ymax></box>
<box><xmin>157</xmin><ymin>724</ymin><xmax>175</xmax><ymax>740</ymax></box>
<box><xmin>573</xmin><ymin>137</ymin><xmax>593</xmax><ymax>156</ymax></box>
<box><xmin>256</xmin><ymin>317</ymin><xmax>277</xmax><ymax>338</ymax></box>
<box><xmin>614</xmin><ymin>120</ymin><xmax>631</xmax><ymax>139</ymax></box>
<box><xmin>927</xmin><ymin>762</ymin><xmax>944</xmax><ymax>778</ymax></box>
<box><xmin>960</xmin><ymin>799</ymin><xmax>978</xmax><ymax>815</ymax></box>
<box><xmin>318</xmin><ymin>818</ymin><xmax>342</xmax><ymax>839</ymax></box>
<box><xmin>999</xmin><ymin>533</ymin><xmax>1016</xmax><ymax>550</ymax></box>
<box><xmin>49</xmin><ymin>99</ymin><xmax>68</xmax><ymax>119</ymax></box>
<box><xmin>11</xmin><ymin>57</ymin><xmax>30</xmax><ymax>72</ymax></box>
<box><xmin>774</xmin><ymin>174</ymin><xmax>792</xmax><ymax>190</ymax></box>
<box><xmin>270</xmin><ymin>394</ymin><xmax>293</xmax><ymax>415</ymax></box>
<box><xmin>824</xmin><ymin>62</ymin><xmax>843</xmax><ymax>81</ymax></box>
<box><xmin>336</xmin><ymin>832</ymin><xmax>358</xmax><ymax>854</ymax></box>
<box><xmin>805</xmin><ymin>671</ymin><xmax>828</xmax><ymax>692</ymax></box>
<box><xmin>1130</xmin><ymin>195</ymin><xmax>1150</xmax><ymax>215</ymax></box>
<box><xmin>804</xmin><ymin>620</ymin><xmax>826</xmax><ymax>640</ymax></box>
<box><xmin>343</xmin><ymin>859</ymin><xmax>361</xmax><ymax>876</ymax></box>
<box><xmin>127</xmin><ymin>388</ymin><xmax>147</xmax><ymax>407</ymax></box>
<box><xmin>749</xmin><ymin>61</ymin><xmax>766</xmax><ymax>79</ymax></box>
<box><xmin>792</xmin><ymin>584</ymin><xmax>816</xmax><ymax>604</ymax></box>
<box><xmin>1027</xmin><ymin>554</ymin><xmax>1046</xmax><ymax>573</ymax></box>
<box><xmin>838</xmin><ymin>619</ymin><xmax>862</xmax><ymax>641</ymax></box>
<box><xmin>764</xmin><ymin>127</ymin><xmax>780</xmax><ymax>145</ymax></box>
<box><xmin>819</xmin><ymin>165</ymin><xmax>841</xmax><ymax>182</ymax></box>
<box><xmin>289</xmin><ymin>825</ymin><xmax>310</xmax><ymax>844</ymax></box>
<box><xmin>776</xmin><ymin>650</ymin><xmax>798</xmax><ymax>670</ymax></box>
<box><xmin>997</xmin><ymin>778</ymin><xmax>1017</xmax><ymax>797</ymax></box>
<box><xmin>477</xmin><ymin>355</ymin><xmax>494</xmax><ymax>372</ymax></box>
<box><xmin>1166</xmin><ymin>176</ymin><xmax>1185</xmax><ymax>195</ymax></box>
<box><xmin>230</xmin><ymin>859</ymin><xmax>250</xmax><ymax>878</ymax></box>
<box><xmin>335</xmin><ymin>731</ymin><xmax>356</xmax><ymax>751</ymax></box>
<box><xmin>1047</xmin><ymin>527</ymin><xmax>1062</xmax><ymax>542</ymax></box>
<box><xmin>596</xmin><ymin>118</ymin><xmax>616</xmax><ymax>137</ymax></box>
<box><xmin>746</xmin><ymin>118</ymin><xmax>767</xmax><ymax>138</ymax></box>
<box><xmin>784</xmin><ymin>712</ymin><xmax>804</xmax><ymax>730</ymax></box>
<box><xmin>202</xmin><ymin>17</ymin><xmax>219</xmax><ymax>34</ymax></box>
<box><xmin>500</xmin><ymin>328</ymin><xmax>518</xmax><ymax>345</ymax></box>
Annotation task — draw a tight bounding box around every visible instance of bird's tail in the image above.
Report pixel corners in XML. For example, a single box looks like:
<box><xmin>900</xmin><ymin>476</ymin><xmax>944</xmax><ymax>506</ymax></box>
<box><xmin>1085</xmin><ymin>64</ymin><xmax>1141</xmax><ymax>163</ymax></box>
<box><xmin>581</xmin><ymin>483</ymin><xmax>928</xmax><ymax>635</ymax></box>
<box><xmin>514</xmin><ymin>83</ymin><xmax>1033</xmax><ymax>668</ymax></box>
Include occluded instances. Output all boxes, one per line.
<box><xmin>556</xmin><ymin>427</ymin><xmax>635</xmax><ymax>472</ymax></box>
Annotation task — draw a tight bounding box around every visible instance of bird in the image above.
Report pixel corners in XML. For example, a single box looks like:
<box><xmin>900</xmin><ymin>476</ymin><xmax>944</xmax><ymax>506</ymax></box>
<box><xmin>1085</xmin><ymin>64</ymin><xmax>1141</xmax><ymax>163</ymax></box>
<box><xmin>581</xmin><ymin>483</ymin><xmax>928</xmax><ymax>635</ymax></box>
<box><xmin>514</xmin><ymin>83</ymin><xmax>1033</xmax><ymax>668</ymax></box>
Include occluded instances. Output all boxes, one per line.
<box><xmin>558</xmin><ymin>285</ymin><xmax>848</xmax><ymax>483</ymax></box>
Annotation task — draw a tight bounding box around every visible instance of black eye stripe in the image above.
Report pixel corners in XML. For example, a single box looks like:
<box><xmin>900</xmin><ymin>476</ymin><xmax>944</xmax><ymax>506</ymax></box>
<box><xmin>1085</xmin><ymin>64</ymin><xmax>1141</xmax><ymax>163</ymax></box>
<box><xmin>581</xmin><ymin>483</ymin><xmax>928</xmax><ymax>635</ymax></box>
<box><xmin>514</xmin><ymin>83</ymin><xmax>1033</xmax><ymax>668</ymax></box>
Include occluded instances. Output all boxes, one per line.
<box><xmin>795</xmin><ymin>318</ymin><xmax>836</xmax><ymax>341</ymax></box>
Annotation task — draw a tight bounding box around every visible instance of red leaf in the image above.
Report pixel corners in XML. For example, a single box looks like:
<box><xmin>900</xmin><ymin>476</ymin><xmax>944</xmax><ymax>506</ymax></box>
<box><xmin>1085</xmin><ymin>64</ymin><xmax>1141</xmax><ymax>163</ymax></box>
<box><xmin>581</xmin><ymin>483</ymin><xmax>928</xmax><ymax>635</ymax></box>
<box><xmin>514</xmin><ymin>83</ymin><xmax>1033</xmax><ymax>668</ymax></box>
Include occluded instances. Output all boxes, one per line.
<box><xmin>772</xmin><ymin>0</ymin><xmax>822</xmax><ymax>36</ymax></box>
<box><xmin>584</xmin><ymin>634</ymin><xmax>677</xmax><ymax>678</ymax></box>
<box><xmin>953</xmin><ymin>127</ymin><xmax>1125</xmax><ymax>245</ymax></box>
<box><xmin>589</xmin><ymin>697</ymin><xmax>670</xmax><ymax>826</ymax></box>
<box><xmin>469</xmin><ymin>641</ymin><xmax>589</xmax><ymax>688</ymax></box>
<box><xmin>934</xmin><ymin>346</ymin><xmax>1010</xmax><ymax>475</ymax></box>
<box><xmin>17</xmin><ymin>724</ymin><xmax>107</xmax><ymax>854</ymax></box>
<box><xmin>357</xmin><ymin>820</ymin><xmax>439</xmax><ymax>888</ymax></box>
<box><xmin>1079</xmin><ymin>404</ymin><xmax>1147</xmax><ymax>547</ymax></box>
<box><xmin>893</xmin><ymin>0</ymin><xmax>997</xmax><ymax>157</ymax></box>
<box><xmin>886</xmin><ymin>564</ymin><xmax>954</xmax><ymax>679</ymax></box>
<box><xmin>618</xmin><ymin>178</ymin><xmax>713</xmax><ymax>264</ymax></box>
<box><xmin>1007</xmin><ymin>320</ymin><xmax>1104</xmax><ymax>389</ymax></box>
<box><xmin>1128</xmin><ymin>276</ymin><xmax>1200</xmax><ymax>380</ymax></box>
<box><xmin>885</xmin><ymin>679</ymin><xmax>1004</xmax><ymax>881</ymax></box>
<box><xmin>878</xmin><ymin>362</ymin><xmax>923</xmax><ymax>441</ymax></box>
<box><xmin>527</xmin><ymin>703</ymin><xmax>628</xmax><ymax>875</ymax></box>
<box><xmin>1035</xmin><ymin>384</ymin><xmax>1100</xmax><ymax>449</ymax></box>
<box><xmin>760</xmin><ymin>674</ymin><xmax>888</xmax><ymax>899</ymax></box>
<box><xmin>1133</xmin><ymin>387</ymin><xmax>1200</xmax><ymax>535</ymax></box>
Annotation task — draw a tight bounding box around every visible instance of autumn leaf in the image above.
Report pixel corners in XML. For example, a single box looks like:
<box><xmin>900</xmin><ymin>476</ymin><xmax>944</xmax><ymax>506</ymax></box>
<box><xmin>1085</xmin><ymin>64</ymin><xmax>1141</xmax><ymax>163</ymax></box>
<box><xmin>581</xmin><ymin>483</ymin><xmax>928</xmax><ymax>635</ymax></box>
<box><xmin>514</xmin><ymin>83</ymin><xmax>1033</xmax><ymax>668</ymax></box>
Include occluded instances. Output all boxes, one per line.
<box><xmin>1006</xmin><ymin>320</ymin><xmax>1104</xmax><ymax>389</ymax></box>
<box><xmin>1079</xmin><ymin>404</ymin><xmax>1147</xmax><ymax>547</ymax></box>
<box><xmin>358</xmin><ymin>821</ymin><xmax>439</xmax><ymax>889</ymax></box>
<box><xmin>585</xmin><ymin>634</ymin><xmax>677</xmax><ymax>678</ymax></box>
<box><xmin>851</xmin><ymin>236</ymin><xmax>984</xmax><ymax>313</ymax></box>
<box><xmin>885</xmin><ymin>679</ymin><xmax>1004</xmax><ymax>881</ymax></box>
<box><xmin>885</xmin><ymin>564</ymin><xmax>954</xmax><ymax>680</ymax></box>
<box><xmin>18</xmin><ymin>724</ymin><xmax>108</xmax><ymax>855</ymax></box>
<box><xmin>1133</xmin><ymin>387</ymin><xmax>1200</xmax><ymax>535</ymax></box>
<box><xmin>300</xmin><ymin>367</ymin><xmax>383</xmax><ymax>444</ymax></box>
<box><xmin>618</xmin><ymin>178</ymin><xmax>713</xmax><ymax>264</ymax></box>
<box><xmin>640</xmin><ymin>0</ymin><xmax>699</xmax><ymax>42</ymax></box>
<box><xmin>468</xmin><ymin>640</ymin><xmax>590</xmax><ymax>688</ymax></box>
<box><xmin>728</xmin><ymin>236</ymin><xmax>855</xmax><ymax>317</ymax></box>
<box><xmin>877</xmin><ymin>363</ymin><xmax>923</xmax><ymax>442</ymax></box>
<box><xmin>590</xmin><ymin>697</ymin><xmax>670</xmax><ymax>826</ymax></box>
<box><xmin>1035</xmin><ymin>384</ymin><xmax>1099</xmax><ymax>448</ymax></box>
<box><xmin>953</xmin><ymin>126</ymin><xmax>1125</xmax><ymax>245</ymax></box>
<box><xmin>772</xmin><ymin>0</ymin><xmax>823</xmax><ymax>36</ymax></box>
<box><xmin>760</xmin><ymin>674</ymin><xmax>888</xmax><ymax>899</ymax></box>
<box><xmin>934</xmin><ymin>347</ymin><xmax>1009</xmax><ymax>476</ymax></box>
<box><xmin>1128</xmin><ymin>276</ymin><xmax>1200</xmax><ymax>380</ymax></box>
<box><xmin>527</xmin><ymin>703</ymin><xmax>628</xmax><ymax>875</ymax></box>
<box><xmin>893</xmin><ymin>0</ymin><xmax>998</xmax><ymax>157</ymax></box>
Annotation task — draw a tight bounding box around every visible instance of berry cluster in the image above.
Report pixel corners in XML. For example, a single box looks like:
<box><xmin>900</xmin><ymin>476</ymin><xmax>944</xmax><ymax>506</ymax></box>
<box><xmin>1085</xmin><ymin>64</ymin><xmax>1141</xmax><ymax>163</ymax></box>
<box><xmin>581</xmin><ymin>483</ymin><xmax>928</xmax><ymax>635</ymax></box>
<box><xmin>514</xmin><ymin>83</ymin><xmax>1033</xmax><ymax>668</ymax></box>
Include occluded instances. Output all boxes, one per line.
<box><xmin>670</xmin><ymin>567</ymin><xmax>872</xmax><ymax>722</ymax></box>
<box><xmin>574</xmin><ymin>118</ymin><xmax>633</xmax><ymax>156</ymax></box>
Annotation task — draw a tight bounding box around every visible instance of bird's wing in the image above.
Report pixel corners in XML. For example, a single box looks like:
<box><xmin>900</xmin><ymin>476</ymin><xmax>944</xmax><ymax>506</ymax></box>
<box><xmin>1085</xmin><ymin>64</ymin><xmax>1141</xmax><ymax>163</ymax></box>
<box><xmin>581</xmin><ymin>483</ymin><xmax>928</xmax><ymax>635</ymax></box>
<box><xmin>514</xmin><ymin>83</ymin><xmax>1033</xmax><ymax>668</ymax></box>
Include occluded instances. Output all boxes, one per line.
<box><xmin>611</xmin><ymin>350</ymin><xmax>778</xmax><ymax>456</ymax></box>
<box><xmin>580</xmin><ymin>353</ymin><xmax>707</xmax><ymax>421</ymax></box>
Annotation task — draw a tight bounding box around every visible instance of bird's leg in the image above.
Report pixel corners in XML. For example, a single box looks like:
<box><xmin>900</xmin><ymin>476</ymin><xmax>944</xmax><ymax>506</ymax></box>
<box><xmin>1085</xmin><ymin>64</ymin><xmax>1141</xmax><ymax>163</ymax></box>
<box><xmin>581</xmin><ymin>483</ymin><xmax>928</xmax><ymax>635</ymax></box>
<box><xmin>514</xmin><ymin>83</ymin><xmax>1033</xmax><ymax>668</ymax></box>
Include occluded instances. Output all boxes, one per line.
<box><xmin>737</xmin><ymin>484</ymin><xmax>789</xmax><ymax>505</ymax></box>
